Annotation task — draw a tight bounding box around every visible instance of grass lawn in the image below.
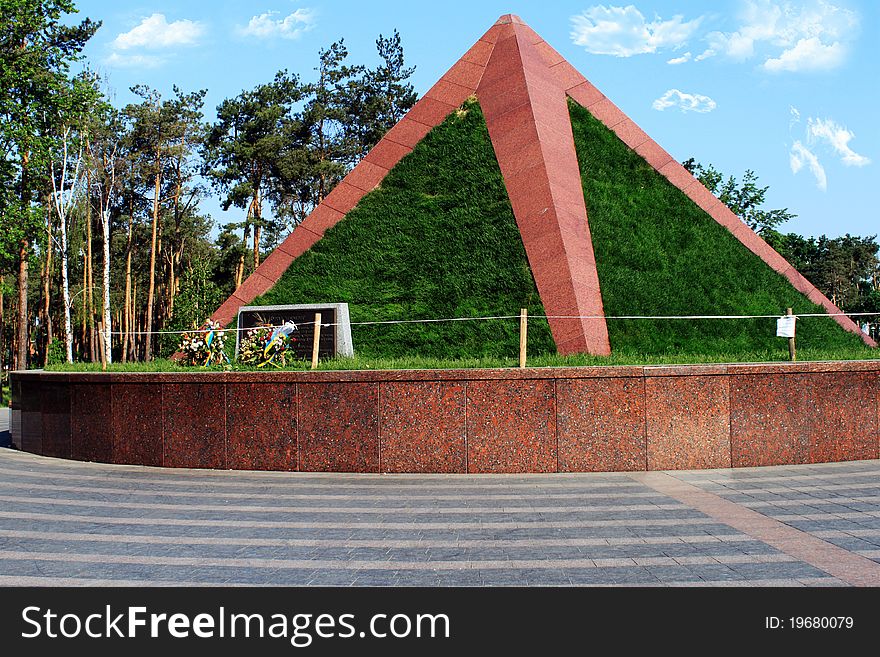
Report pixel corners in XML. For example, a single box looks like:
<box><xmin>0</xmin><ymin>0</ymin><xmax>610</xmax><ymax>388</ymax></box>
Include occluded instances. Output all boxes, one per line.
<box><xmin>44</xmin><ymin>343</ymin><xmax>879</xmax><ymax>373</ymax></box>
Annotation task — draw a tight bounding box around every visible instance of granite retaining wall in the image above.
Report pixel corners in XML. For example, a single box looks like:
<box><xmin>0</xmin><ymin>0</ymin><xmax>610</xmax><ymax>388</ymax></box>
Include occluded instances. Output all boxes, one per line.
<box><xmin>9</xmin><ymin>362</ymin><xmax>880</xmax><ymax>473</ymax></box>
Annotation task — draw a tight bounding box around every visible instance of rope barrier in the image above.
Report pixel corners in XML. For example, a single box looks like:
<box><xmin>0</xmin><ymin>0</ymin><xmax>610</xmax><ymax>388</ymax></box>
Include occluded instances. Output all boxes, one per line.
<box><xmin>110</xmin><ymin>311</ymin><xmax>880</xmax><ymax>337</ymax></box>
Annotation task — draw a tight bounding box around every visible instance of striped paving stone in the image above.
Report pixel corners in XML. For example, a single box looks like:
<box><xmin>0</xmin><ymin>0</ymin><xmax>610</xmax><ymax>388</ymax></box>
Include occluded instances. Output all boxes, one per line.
<box><xmin>2</xmin><ymin>449</ymin><xmax>877</xmax><ymax>586</ymax></box>
<box><xmin>652</xmin><ymin>463</ymin><xmax>880</xmax><ymax>584</ymax></box>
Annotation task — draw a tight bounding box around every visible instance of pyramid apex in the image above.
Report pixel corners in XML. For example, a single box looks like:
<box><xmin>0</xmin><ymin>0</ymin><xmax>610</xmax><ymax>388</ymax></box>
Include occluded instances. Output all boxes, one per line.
<box><xmin>495</xmin><ymin>14</ymin><xmax>525</xmax><ymax>25</ymax></box>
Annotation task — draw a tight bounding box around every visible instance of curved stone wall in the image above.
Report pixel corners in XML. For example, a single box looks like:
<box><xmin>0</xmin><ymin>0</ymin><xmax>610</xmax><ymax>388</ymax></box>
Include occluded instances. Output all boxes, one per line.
<box><xmin>9</xmin><ymin>361</ymin><xmax>880</xmax><ymax>473</ymax></box>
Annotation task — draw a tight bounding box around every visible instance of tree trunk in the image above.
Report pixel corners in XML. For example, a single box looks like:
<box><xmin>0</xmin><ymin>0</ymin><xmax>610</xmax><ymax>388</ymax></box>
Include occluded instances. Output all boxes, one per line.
<box><xmin>40</xmin><ymin>205</ymin><xmax>52</xmax><ymax>365</ymax></box>
<box><xmin>235</xmin><ymin>222</ymin><xmax>248</xmax><ymax>289</ymax></box>
<box><xmin>16</xmin><ymin>150</ymin><xmax>30</xmax><ymax>371</ymax></box>
<box><xmin>81</xmin><ymin>248</ymin><xmax>87</xmax><ymax>349</ymax></box>
<box><xmin>0</xmin><ymin>276</ymin><xmax>5</xmax><ymax>404</ymax></box>
<box><xmin>17</xmin><ymin>240</ymin><xmax>28</xmax><ymax>370</ymax></box>
<box><xmin>101</xmin><ymin>206</ymin><xmax>112</xmax><ymax>365</ymax></box>
<box><xmin>59</xmin><ymin>192</ymin><xmax>73</xmax><ymax>363</ymax></box>
<box><xmin>131</xmin><ymin>280</ymin><xmax>138</xmax><ymax>360</ymax></box>
<box><xmin>122</xmin><ymin>209</ymin><xmax>133</xmax><ymax>363</ymax></box>
<box><xmin>253</xmin><ymin>188</ymin><xmax>262</xmax><ymax>269</ymax></box>
<box><xmin>145</xmin><ymin>162</ymin><xmax>161</xmax><ymax>361</ymax></box>
<box><xmin>85</xmin><ymin>183</ymin><xmax>95</xmax><ymax>362</ymax></box>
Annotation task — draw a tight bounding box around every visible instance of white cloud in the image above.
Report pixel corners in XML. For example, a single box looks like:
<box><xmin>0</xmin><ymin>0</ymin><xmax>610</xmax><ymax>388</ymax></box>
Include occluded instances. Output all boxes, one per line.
<box><xmin>790</xmin><ymin>141</ymin><xmax>827</xmax><ymax>190</ymax></box>
<box><xmin>667</xmin><ymin>52</ymin><xmax>691</xmax><ymax>65</ymax></box>
<box><xmin>652</xmin><ymin>89</ymin><xmax>716</xmax><ymax>113</ymax></box>
<box><xmin>807</xmin><ymin>117</ymin><xmax>871</xmax><ymax>166</ymax></box>
<box><xmin>104</xmin><ymin>52</ymin><xmax>167</xmax><ymax>69</ymax></box>
<box><xmin>570</xmin><ymin>5</ymin><xmax>703</xmax><ymax>57</ymax></box>
<box><xmin>239</xmin><ymin>8</ymin><xmax>315</xmax><ymax>40</ymax></box>
<box><xmin>698</xmin><ymin>0</ymin><xmax>857</xmax><ymax>71</ymax></box>
<box><xmin>112</xmin><ymin>14</ymin><xmax>204</xmax><ymax>50</ymax></box>
<box><xmin>763</xmin><ymin>37</ymin><xmax>845</xmax><ymax>72</ymax></box>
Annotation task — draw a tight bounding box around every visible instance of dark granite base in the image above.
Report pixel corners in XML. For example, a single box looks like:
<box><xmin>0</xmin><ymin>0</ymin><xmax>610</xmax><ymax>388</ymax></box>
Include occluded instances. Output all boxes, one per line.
<box><xmin>40</xmin><ymin>382</ymin><xmax>71</xmax><ymax>459</ymax></box>
<box><xmin>299</xmin><ymin>382</ymin><xmax>379</xmax><ymax>472</ymax></box>
<box><xmin>71</xmin><ymin>383</ymin><xmax>113</xmax><ymax>463</ymax></box>
<box><xmin>227</xmin><ymin>383</ymin><xmax>297</xmax><ymax>471</ymax></box>
<box><xmin>163</xmin><ymin>383</ymin><xmax>227</xmax><ymax>469</ymax></box>
<box><xmin>112</xmin><ymin>384</ymin><xmax>164</xmax><ymax>467</ymax></box>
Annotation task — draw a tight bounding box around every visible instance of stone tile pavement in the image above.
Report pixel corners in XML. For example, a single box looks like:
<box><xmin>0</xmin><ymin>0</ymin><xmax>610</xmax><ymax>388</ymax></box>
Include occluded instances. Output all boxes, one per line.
<box><xmin>0</xmin><ymin>417</ymin><xmax>878</xmax><ymax>586</ymax></box>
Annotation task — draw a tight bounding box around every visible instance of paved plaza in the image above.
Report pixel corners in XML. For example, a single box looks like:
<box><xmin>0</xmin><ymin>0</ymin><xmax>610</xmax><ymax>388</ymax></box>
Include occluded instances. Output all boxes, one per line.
<box><xmin>1</xmin><ymin>408</ymin><xmax>879</xmax><ymax>586</ymax></box>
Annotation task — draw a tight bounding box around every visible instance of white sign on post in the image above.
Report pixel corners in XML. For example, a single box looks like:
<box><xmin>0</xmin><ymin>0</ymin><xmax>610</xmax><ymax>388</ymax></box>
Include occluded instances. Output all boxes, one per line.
<box><xmin>776</xmin><ymin>315</ymin><xmax>797</xmax><ymax>338</ymax></box>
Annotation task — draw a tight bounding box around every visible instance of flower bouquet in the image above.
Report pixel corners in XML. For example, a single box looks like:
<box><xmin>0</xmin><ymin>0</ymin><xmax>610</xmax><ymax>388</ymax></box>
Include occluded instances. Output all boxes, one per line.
<box><xmin>237</xmin><ymin>321</ymin><xmax>298</xmax><ymax>368</ymax></box>
<box><xmin>179</xmin><ymin>319</ymin><xmax>230</xmax><ymax>367</ymax></box>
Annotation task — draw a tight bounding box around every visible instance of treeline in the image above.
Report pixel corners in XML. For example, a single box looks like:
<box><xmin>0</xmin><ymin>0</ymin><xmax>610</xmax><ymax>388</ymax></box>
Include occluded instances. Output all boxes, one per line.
<box><xmin>0</xmin><ymin>0</ymin><xmax>416</xmax><ymax>371</ymax></box>
<box><xmin>685</xmin><ymin>159</ymin><xmax>879</xmax><ymax>336</ymax></box>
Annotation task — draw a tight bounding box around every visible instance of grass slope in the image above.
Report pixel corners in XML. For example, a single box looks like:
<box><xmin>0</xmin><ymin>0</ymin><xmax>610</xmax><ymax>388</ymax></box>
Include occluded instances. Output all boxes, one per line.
<box><xmin>253</xmin><ymin>99</ymin><xmax>555</xmax><ymax>359</ymax></box>
<box><xmin>569</xmin><ymin>98</ymin><xmax>870</xmax><ymax>356</ymax></box>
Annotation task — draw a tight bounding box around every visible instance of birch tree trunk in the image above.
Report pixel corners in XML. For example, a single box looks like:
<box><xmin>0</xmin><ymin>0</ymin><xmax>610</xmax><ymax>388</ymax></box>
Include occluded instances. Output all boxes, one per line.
<box><xmin>58</xmin><ymin>199</ymin><xmax>73</xmax><ymax>362</ymax></box>
<box><xmin>50</xmin><ymin>127</ymin><xmax>82</xmax><ymax>364</ymax></box>
<box><xmin>101</xmin><ymin>207</ymin><xmax>112</xmax><ymax>364</ymax></box>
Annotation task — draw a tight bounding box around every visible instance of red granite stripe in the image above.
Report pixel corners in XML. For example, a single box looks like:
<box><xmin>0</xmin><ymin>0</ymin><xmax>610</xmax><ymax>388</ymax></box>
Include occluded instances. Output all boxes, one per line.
<box><xmin>632</xmin><ymin>471</ymin><xmax>880</xmax><ymax>586</ymax></box>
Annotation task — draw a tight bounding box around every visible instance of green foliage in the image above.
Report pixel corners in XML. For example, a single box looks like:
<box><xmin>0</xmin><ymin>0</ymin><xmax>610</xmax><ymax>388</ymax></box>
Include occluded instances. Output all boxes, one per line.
<box><xmin>202</xmin><ymin>71</ymin><xmax>303</xmax><ymax>244</ymax></box>
<box><xmin>350</xmin><ymin>30</ymin><xmax>418</xmax><ymax>160</ymax></box>
<box><xmin>45</xmin><ymin>338</ymin><xmax>66</xmax><ymax>365</ymax></box>
<box><xmin>770</xmin><ymin>232</ymin><xmax>879</xmax><ymax>309</ymax></box>
<box><xmin>0</xmin><ymin>0</ymin><xmax>100</xmax><ymax>272</ymax></box>
<box><xmin>569</xmin><ymin>99</ymin><xmax>871</xmax><ymax>356</ymax></box>
<box><xmin>252</xmin><ymin>99</ymin><xmax>555</xmax><ymax>359</ymax></box>
<box><xmin>682</xmin><ymin>158</ymin><xmax>796</xmax><ymax>235</ymax></box>
<box><xmin>159</xmin><ymin>257</ymin><xmax>224</xmax><ymax>357</ymax></box>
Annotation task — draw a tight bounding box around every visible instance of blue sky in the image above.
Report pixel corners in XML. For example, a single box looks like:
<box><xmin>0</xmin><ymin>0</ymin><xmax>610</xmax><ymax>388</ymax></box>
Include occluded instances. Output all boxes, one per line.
<box><xmin>72</xmin><ymin>0</ymin><xmax>878</xmax><ymax>240</ymax></box>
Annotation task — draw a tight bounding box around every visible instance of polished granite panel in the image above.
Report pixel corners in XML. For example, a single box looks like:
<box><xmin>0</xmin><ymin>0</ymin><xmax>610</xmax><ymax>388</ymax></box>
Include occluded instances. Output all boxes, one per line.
<box><xmin>163</xmin><ymin>383</ymin><xmax>227</xmax><ymax>470</ymax></box>
<box><xmin>111</xmin><ymin>383</ymin><xmax>164</xmax><ymax>467</ymax></box>
<box><xmin>298</xmin><ymin>382</ymin><xmax>379</xmax><ymax>473</ymax></box>
<box><xmin>226</xmin><ymin>382</ymin><xmax>297</xmax><ymax>471</ymax></box>
<box><xmin>557</xmin><ymin>377</ymin><xmax>646</xmax><ymax>471</ymax></box>
<box><xmin>731</xmin><ymin>372</ymin><xmax>878</xmax><ymax>466</ymax></box>
<box><xmin>807</xmin><ymin>372</ymin><xmax>878</xmax><ymax>464</ymax></box>
<box><xmin>380</xmin><ymin>381</ymin><xmax>467</xmax><ymax>473</ymax></box>
<box><xmin>70</xmin><ymin>383</ymin><xmax>113</xmax><ymax>463</ymax></box>
<box><xmin>19</xmin><ymin>378</ymin><xmax>42</xmax><ymax>455</ymax></box>
<box><xmin>731</xmin><ymin>373</ymin><xmax>811</xmax><ymax>467</ymax></box>
<box><xmin>466</xmin><ymin>380</ymin><xmax>556</xmax><ymax>473</ymax></box>
<box><xmin>40</xmin><ymin>382</ymin><xmax>71</xmax><ymax>458</ymax></box>
<box><xmin>646</xmin><ymin>375</ymin><xmax>731</xmax><ymax>471</ymax></box>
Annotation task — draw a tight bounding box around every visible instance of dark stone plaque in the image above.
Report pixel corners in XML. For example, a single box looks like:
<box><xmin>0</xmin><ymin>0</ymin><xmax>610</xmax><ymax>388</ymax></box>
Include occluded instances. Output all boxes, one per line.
<box><xmin>236</xmin><ymin>303</ymin><xmax>353</xmax><ymax>360</ymax></box>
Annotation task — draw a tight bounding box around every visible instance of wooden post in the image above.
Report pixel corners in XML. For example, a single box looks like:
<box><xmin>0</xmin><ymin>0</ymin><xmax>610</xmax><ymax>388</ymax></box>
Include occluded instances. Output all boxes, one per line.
<box><xmin>519</xmin><ymin>308</ymin><xmax>528</xmax><ymax>369</ymax></box>
<box><xmin>787</xmin><ymin>308</ymin><xmax>796</xmax><ymax>362</ymax></box>
<box><xmin>311</xmin><ymin>313</ymin><xmax>321</xmax><ymax>370</ymax></box>
<box><xmin>97</xmin><ymin>321</ymin><xmax>107</xmax><ymax>371</ymax></box>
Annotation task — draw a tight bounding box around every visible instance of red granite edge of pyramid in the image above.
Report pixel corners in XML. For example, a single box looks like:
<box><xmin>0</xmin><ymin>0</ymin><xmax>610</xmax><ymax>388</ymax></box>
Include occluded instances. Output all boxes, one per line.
<box><xmin>519</xmin><ymin>23</ymin><xmax>875</xmax><ymax>348</ymax></box>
